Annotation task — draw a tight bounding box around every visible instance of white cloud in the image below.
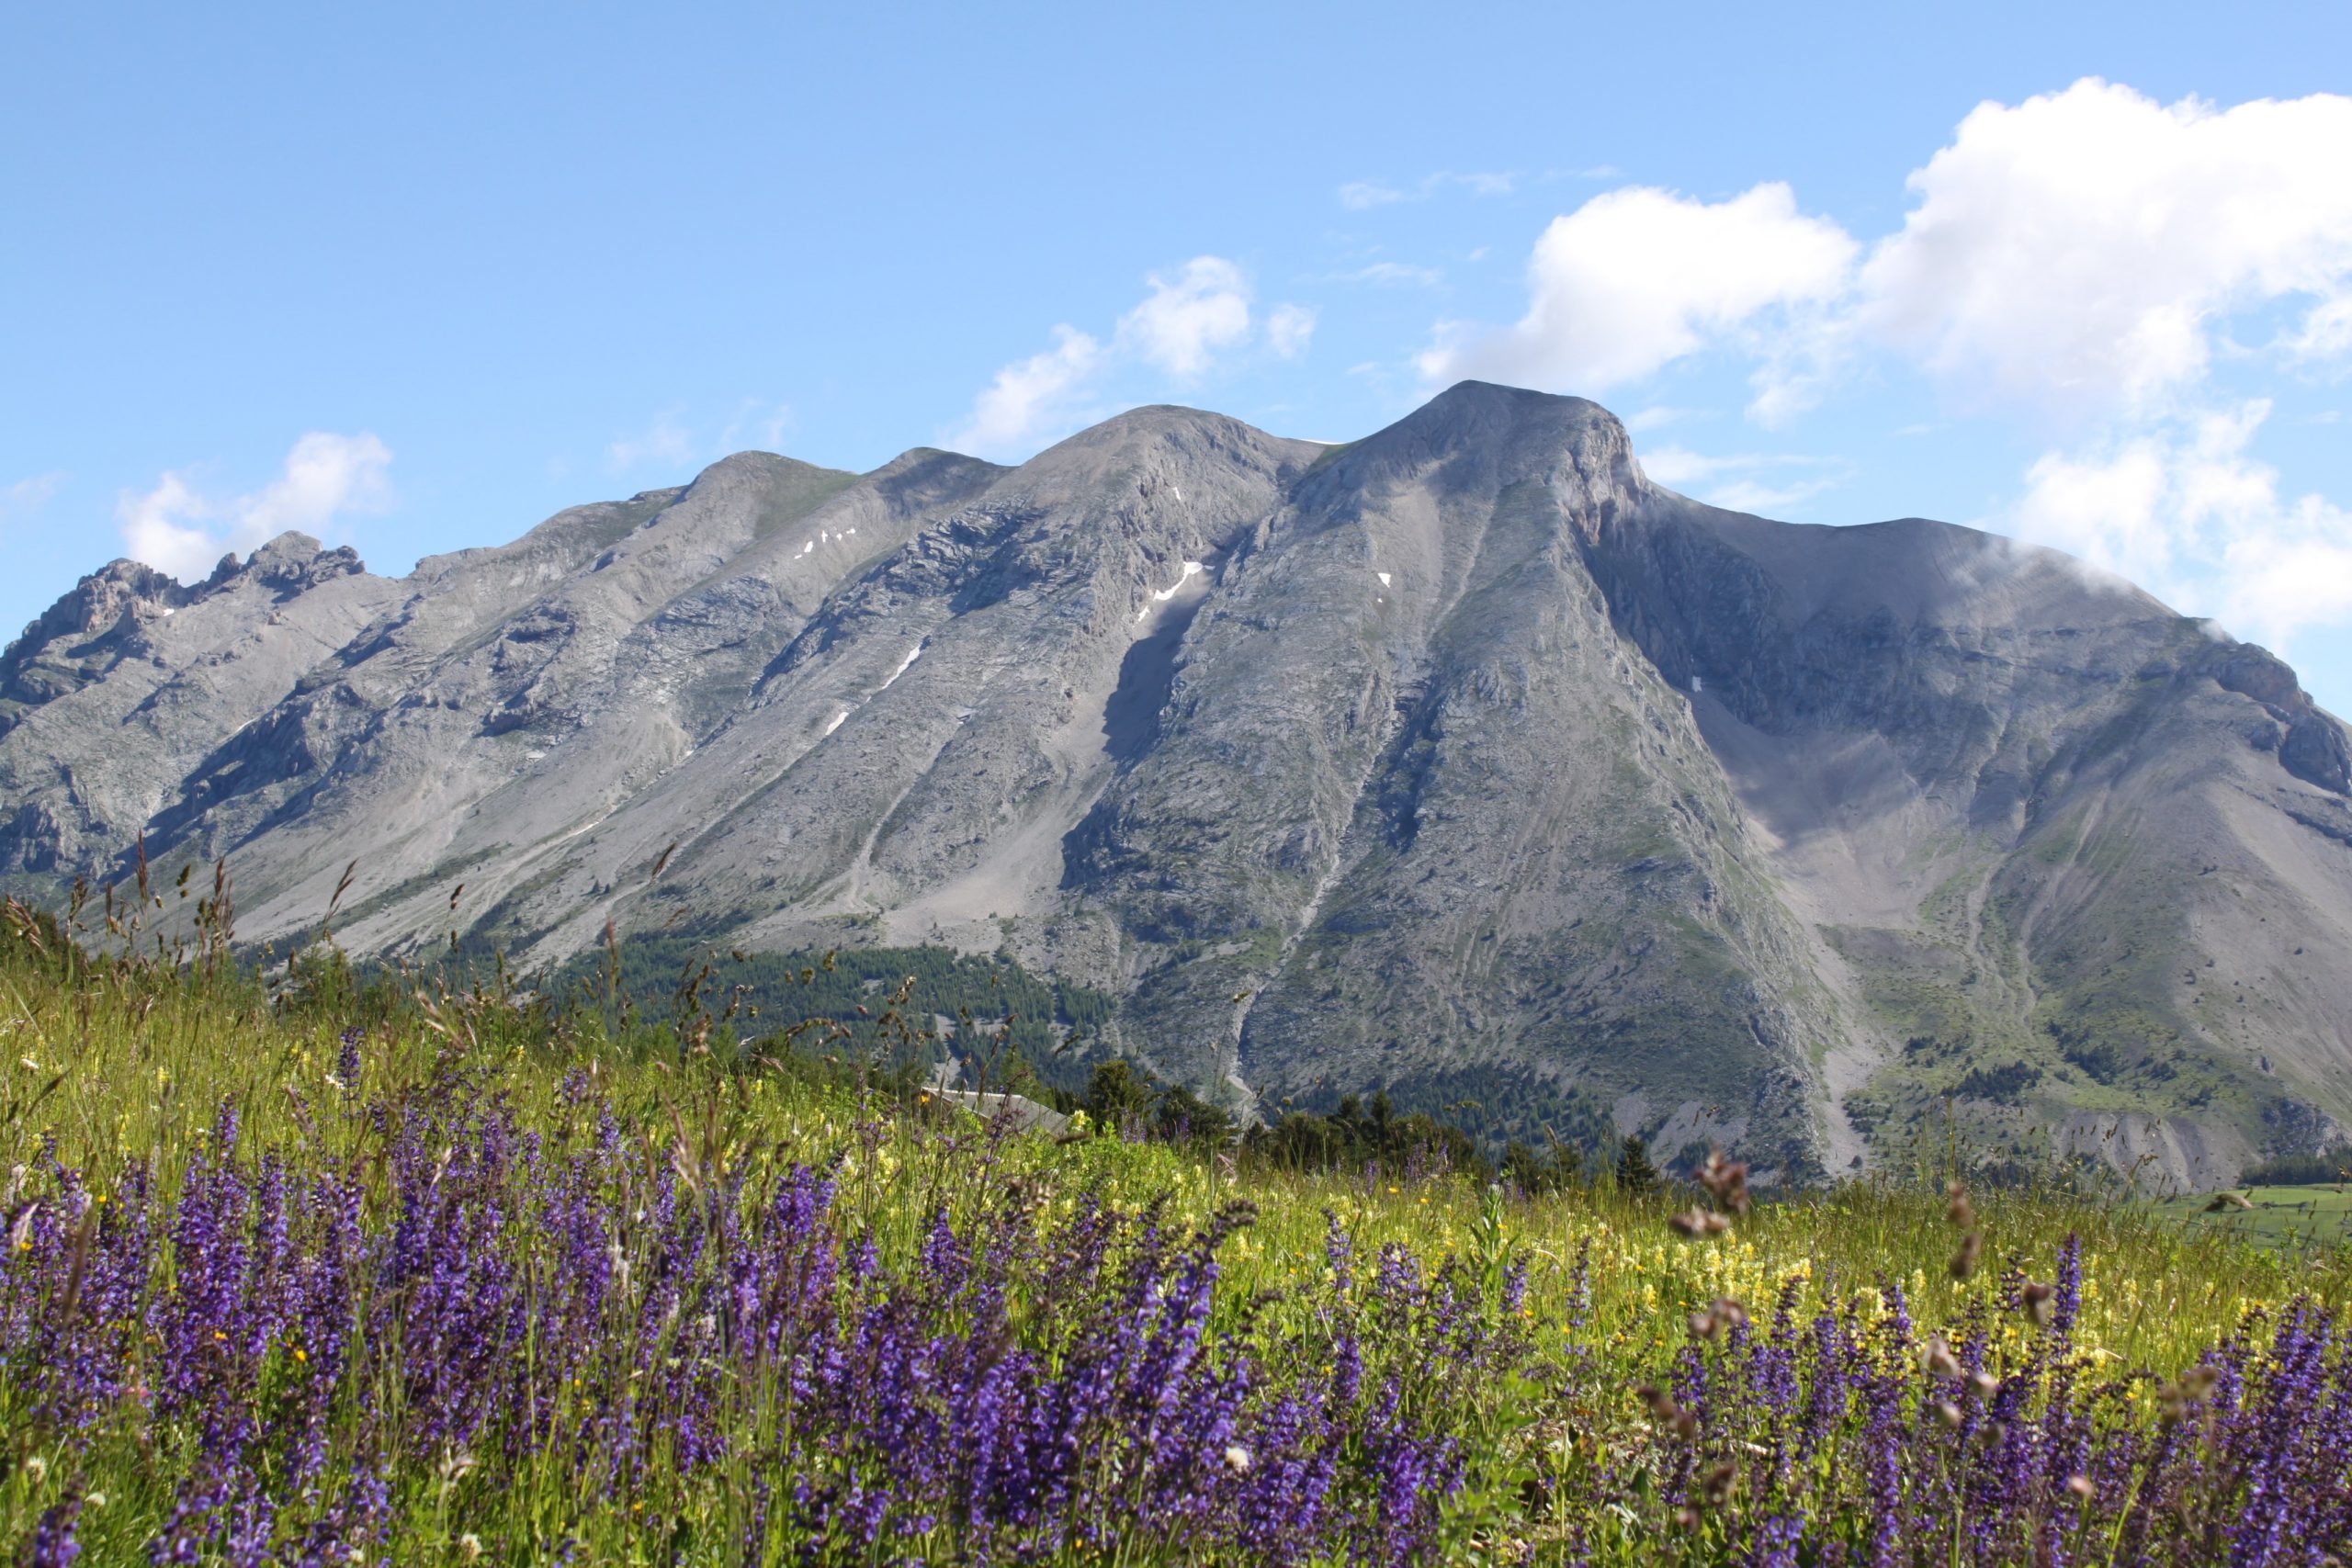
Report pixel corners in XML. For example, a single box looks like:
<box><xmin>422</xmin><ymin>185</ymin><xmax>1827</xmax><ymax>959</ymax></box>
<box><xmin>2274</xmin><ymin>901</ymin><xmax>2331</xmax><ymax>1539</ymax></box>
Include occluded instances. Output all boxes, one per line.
<box><xmin>949</xmin><ymin>258</ymin><xmax>1315</xmax><ymax>457</ymax></box>
<box><xmin>1266</xmin><ymin>303</ymin><xmax>1317</xmax><ymax>359</ymax></box>
<box><xmin>1116</xmin><ymin>256</ymin><xmax>1253</xmax><ymax>380</ymax></box>
<box><xmin>1636</xmin><ymin>446</ymin><xmax>1849</xmax><ymax>514</ymax></box>
<box><xmin>2290</xmin><ymin>298</ymin><xmax>2352</xmax><ymax>366</ymax></box>
<box><xmin>1860</xmin><ymin>80</ymin><xmax>2352</xmax><ymax>417</ymax></box>
<box><xmin>119</xmin><ymin>472</ymin><xmax>218</xmax><ymax>581</ymax></box>
<box><xmin>2010</xmin><ymin>401</ymin><xmax>2352</xmax><ymax>650</ymax></box>
<box><xmin>1430</xmin><ymin>82</ymin><xmax>2352</xmax><ymax>426</ymax></box>
<box><xmin>606</xmin><ymin>412</ymin><xmax>696</xmax><ymax>473</ymax></box>
<box><xmin>1339</xmin><ymin>180</ymin><xmax>1408</xmax><ymax>210</ymax></box>
<box><xmin>714</xmin><ymin>399</ymin><xmax>796</xmax><ymax>454</ymax></box>
<box><xmin>118</xmin><ymin>433</ymin><xmax>392</xmax><ymax>582</ymax></box>
<box><xmin>1705</xmin><ymin>475</ymin><xmax>1848</xmax><ymax>515</ymax></box>
<box><xmin>1317</xmin><ymin>262</ymin><xmax>1445</xmax><ymax>289</ymax></box>
<box><xmin>1</xmin><ymin>471</ymin><xmax>65</xmax><ymax>525</ymax></box>
<box><xmin>1338</xmin><ymin>171</ymin><xmax>1520</xmax><ymax>209</ymax></box>
<box><xmin>239</xmin><ymin>433</ymin><xmax>393</xmax><ymax>536</ymax></box>
<box><xmin>1417</xmin><ymin>183</ymin><xmax>1856</xmax><ymax>412</ymax></box>
<box><xmin>603</xmin><ymin>400</ymin><xmax>797</xmax><ymax>475</ymax></box>
<box><xmin>950</xmin><ymin>326</ymin><xmax>1106</xmax><ymax>457</ymax></box>
<box><xmin>1406</xmin><ymin>79</ymin><xmax>2352</xmax><ymax>656</ymax></box>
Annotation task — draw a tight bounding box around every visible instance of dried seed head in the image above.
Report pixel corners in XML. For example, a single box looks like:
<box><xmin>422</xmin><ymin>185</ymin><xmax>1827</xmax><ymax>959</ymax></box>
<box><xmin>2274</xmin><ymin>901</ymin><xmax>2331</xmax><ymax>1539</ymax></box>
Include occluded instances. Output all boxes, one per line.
<box><xmin>2020</xmin><ymin>1280</ymin><xmax>2056</xmax><ymax>1327</ymax></box>
<box><xmin>1697</xmin><ymin>1149</ymin><xmax>1753</xmax><ymax>1214</ymax></box>
<box><xmin>1925</xmin><ymin>1337</ymin><xmax>1962</xmax><ymax>1379</ymax></box>
<box><xmin>2066</xmin><ymin>1473</ymin><xmax>2096</xmax><ymax>1501</ymax></box>
<box><xmin>1935</xmin><ymin>1400</ymin><xmax>1963</xmax><ymax>1429</ymax></box>
<box><xmin>1637</xmin><ymin>1382</ymin><xmax>1698</xmax><ymax>1440</ymax></box>
<box><xmin>1946</xmin><ymin>1179</ymin><xmax>1975</xmax><ymax>1229</ymax></box>
<box><xmin>1970</xmin><ymin>1371</ymin><xmax>2001</xmax><ymax>1400</ymax></box>
<box><xmin>1686</xmin><ymin>1295</ymin><xmax>1751</xmax><ymax>1341</ymax></box>
<box><xmin>1949</xmin><ymin>1230</ymin><xmax>1984</xmax><ymax>1280</ymax></box>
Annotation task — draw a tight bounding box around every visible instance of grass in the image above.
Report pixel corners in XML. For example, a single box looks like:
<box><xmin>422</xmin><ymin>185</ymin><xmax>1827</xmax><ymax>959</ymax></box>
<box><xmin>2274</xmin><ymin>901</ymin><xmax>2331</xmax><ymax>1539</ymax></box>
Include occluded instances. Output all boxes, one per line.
<box><xmin>2156</xmin><ymin>1184</ymin><xmax>2352</xmax><ymax>1253</ymax></box>
<box><xmin>4</xmin><ymin>908</ymin><xmax>2350</xmax><ymax>1562</ymax></box>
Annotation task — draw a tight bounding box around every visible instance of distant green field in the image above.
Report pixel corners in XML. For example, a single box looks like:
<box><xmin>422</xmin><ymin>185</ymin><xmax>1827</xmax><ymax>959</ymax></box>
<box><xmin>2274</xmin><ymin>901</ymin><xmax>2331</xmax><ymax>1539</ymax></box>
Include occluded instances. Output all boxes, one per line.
<box><xmin>2157</xmin><ymin>1182</ymin><xmax>2352</xmax><ymax>1252</ymax></box>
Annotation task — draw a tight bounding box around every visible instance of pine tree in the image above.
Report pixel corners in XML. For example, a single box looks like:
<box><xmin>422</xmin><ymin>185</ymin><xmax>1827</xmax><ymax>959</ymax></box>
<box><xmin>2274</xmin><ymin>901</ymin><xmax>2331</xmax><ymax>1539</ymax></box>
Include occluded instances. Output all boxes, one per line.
<box><xmin>1615</xmin><ymin>1134</ymin><xmax>1657</xmax><ymax>1195</ymax></box>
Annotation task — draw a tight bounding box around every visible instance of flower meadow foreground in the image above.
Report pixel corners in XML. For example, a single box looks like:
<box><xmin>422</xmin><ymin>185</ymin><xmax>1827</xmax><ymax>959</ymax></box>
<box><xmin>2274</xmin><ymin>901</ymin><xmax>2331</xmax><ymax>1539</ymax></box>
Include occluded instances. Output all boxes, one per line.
<box><xmin>5</xmin><ymin>939</ymin><xmax>2352</xmax><ymax>1562</ymax></box>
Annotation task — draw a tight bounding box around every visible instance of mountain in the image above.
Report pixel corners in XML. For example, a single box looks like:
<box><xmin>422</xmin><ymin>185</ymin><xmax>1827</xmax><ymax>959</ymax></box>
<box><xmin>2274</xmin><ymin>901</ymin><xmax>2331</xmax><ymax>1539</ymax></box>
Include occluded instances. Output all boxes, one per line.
<box><xmin>8</xmin><ymin>382</ymin><xmax>2352</xmax><ymax>1186</ymax></box>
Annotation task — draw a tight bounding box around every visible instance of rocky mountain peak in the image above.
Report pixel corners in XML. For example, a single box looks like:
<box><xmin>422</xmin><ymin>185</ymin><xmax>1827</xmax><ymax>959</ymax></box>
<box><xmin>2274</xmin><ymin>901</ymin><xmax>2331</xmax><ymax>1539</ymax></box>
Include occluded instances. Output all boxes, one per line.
<box><xmin>232</xmin><ymin>533</ymin><xmax>368</xmax><ymax>597</ymax></box>
<box><xmin>6</xmin><ymin>383</ymin><xmax>2351</xmax><ymax>1190</ymax></box>
<box><xmin>1311</xmin><ymin>380</ymin><xmax>1651</xmax><ymax>527</ymax></box>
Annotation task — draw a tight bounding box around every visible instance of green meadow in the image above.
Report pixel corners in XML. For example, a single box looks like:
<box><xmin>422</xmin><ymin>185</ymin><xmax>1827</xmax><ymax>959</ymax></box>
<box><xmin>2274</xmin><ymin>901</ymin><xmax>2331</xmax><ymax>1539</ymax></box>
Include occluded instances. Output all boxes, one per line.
<box><xmin>4</xmin><ymin>902</ymin><xmax>2347</xmax><ymax>1562</ymax></box>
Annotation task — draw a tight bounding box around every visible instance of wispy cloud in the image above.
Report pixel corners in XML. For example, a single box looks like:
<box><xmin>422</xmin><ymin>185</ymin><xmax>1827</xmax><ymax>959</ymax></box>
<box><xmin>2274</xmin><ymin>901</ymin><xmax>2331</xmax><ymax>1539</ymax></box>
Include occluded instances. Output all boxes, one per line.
<box><xmin>0</xmin><ymin>472</ymin><xmax>66</xmax><ymax>525</ymax></box>
<box><xmin>119</xmin><ymin>434</ymin><xmax>393</xmax><ymax>582</ymax></box>
<box><xmin>1313</xmin><ymin>262</ymin><xmax>1446</xmax><ymax>289</ymax></box>
<box><xmin>948</xmin><ymin>257</ymin><xmax>1316</xmax><ymax>457</ymax></box>
<box><xmin>2007</xmin><ymin>400</ymin><xmax>2352</xmax><ymax>653</ymax></box>
<box><xmin>953</xmin><ymin>327</ymin><xmax>1108</xmax><ymax>457</ymax></box>
<box><xmin>1337</xmin><ymin>171</ymin><xmax>1521</xmax><ymax>209</ymax></box>
<box><xmin>1636</xmin><ymin>446</ymin><xmax>1850</xmax><ymax>514</ymax></box>
<box><xmin>719</xmin><ymin>399</ymin><xmax>797</xmax><ymax>454</ymax></box>
<box><xmin>605</xmin><ymin>412</ymin><xmax>696</xmax><ymax>473</ymax></box>
<box><xmin>1266</xmin><ymin>303</ymin><xmax>1317</xmax><ymax>360</ymax></box>
<box><xmin>605</xmin><ymin>400</ymin><xmax>798</xmax><ymax>477</ymax></box>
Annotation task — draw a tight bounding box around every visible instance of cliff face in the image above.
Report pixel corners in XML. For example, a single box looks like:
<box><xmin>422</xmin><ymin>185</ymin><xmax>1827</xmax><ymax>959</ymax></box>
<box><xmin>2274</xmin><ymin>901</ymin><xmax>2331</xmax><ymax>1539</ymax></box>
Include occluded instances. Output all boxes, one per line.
<box><xmin>8</xmin><ymin>382</ymin><xmax>2351</xmax><ymax>1186</ymax></box>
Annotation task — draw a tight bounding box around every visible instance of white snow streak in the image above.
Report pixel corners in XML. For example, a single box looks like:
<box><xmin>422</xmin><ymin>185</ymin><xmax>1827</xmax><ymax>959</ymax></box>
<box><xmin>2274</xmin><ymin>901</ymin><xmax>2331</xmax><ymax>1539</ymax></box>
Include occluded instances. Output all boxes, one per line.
<box><xmin>879</xmin><ymin>643</ymin><xmax>924</xmax><ymax>691</ymax></box>
<box><xmin>1135</xmin><ymin>560</ymin><xmax>1205</xmax><ymax>621</ymax></box>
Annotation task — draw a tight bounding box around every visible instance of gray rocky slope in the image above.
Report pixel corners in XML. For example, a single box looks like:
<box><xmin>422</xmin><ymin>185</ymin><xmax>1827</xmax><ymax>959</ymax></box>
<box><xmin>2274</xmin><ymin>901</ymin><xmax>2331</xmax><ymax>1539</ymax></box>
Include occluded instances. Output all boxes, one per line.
<box><xmin>8</xmin><ymin>382</ymin><xmax>2352</xmax><ymax>1186</ymax></box>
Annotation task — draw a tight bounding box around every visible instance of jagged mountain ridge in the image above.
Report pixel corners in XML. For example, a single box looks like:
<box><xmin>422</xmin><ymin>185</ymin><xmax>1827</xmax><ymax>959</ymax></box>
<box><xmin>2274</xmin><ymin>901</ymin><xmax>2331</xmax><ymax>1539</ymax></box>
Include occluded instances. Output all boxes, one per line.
<box><xmin>8</xmin><ymin>381</ymin><xmax>2352</xmax><ymax>1186</ymax></box>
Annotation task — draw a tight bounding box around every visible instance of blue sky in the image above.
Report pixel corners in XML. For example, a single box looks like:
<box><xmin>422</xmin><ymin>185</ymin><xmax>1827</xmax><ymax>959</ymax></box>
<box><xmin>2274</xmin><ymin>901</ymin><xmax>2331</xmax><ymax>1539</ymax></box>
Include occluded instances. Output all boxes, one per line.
<box><xmin>7</xmin><ymin>2</ymin><xmax>2352</xmax><ymax>705</ymax></box>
